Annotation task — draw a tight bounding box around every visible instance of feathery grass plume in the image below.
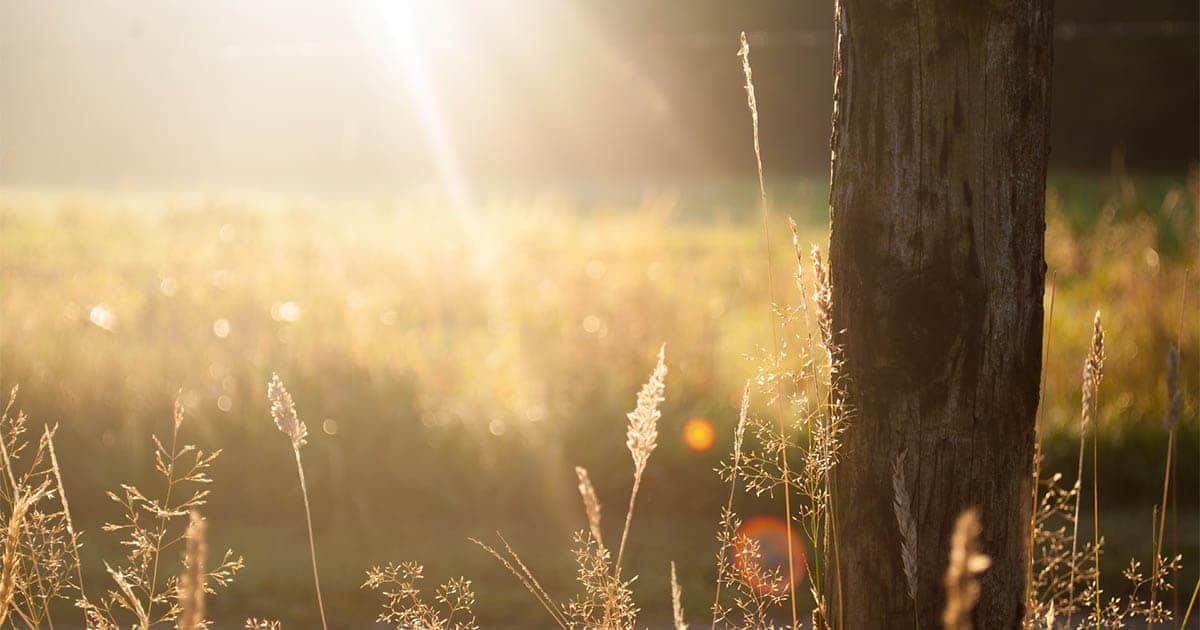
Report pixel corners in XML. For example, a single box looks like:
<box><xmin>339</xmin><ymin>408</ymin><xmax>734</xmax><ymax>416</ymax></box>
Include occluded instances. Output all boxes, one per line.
<box><xmin>178</xmin><ymin>511</ymin><xmax>206</xmax><ymax>630</ymax></box>
<box><xmin>711</xmin><ymin>382</ymin><xmax>750</xmax><ymax>628</ymax></box>
<box><xmin>268</xmin><ymin>373</ymin><xmax>308</xmax><ymax>449</ymax></box>
<box><xmin>739</xmin><ymin>29</ymin><xmax>799</xmax><ymax>628</ymax></box>
<box><xmin>1081</xmin><ymin>312</ymin><xmax>1105</xmax><ymax>431</ymax></box>
<box><xmin>892</xmin><ymin>453</ymin><xmax>918</xmax><ymax>612</ymax></box>
<box><xmin>670</xmin><ymin>561</ymin><xmax>687</xmax><ymax>630</ymax></box>
<box><xmin>245</xmin><ymin>619</ymin><xmax>282</xmax><ymax>630</ymax></box>
<box><xmin>810</xmin><ymin>245</ymin><xmax>833</xmax><ymax>358</ymax></box>
<box><xmin>1067</xmin><ymin>312</ymin><xmax>1104</xmax><ymax>628</ymax></box>
<box><xmin>575</xmin><ymin>467</ymin><xmax>604</xmax><ymax>548</ymax></box>
<box><xmin>268</xmin><ymin>373</ymin><xmax>327</xmax><ymax>630</ymax></box>
<box><xmin>787</xmin><ymin>217</ymin><xmax>804</xmax><ymax>289</ymax></box>
<box><xmin>615</xmin><ymin>344</ymin><xmax>667</xmax><ymax>573</ymax></box>
<box><xmin>1084</xmin><ymin>313</ymin><xmax>1105</xmax><ymax>624</ymax></box>
<box><xmin>362</xmin><ymin>561</ymin><xmax>478</xmax><ymax>629</ymax></box>
<box><xmin>82</xmin><ymin>397</ymin><xmax>242</xmax><ymax>630</ymax></box>
<box><xmin>942</xmin><ymin>509</ymin><xmax>991</xmax><ymax>630</ymax></box>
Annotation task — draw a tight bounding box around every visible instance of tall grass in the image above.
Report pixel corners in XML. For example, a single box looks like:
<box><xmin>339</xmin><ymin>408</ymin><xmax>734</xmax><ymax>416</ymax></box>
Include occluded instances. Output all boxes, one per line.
<box><xmin>267</xmin><ymin>374</ymin><xmax>327</xmax><ymax>630</ymax></box>
<box><xmin>737</xmin><ymin>30</ymin><xmax>800</xmax><ymax>628</ymax></box>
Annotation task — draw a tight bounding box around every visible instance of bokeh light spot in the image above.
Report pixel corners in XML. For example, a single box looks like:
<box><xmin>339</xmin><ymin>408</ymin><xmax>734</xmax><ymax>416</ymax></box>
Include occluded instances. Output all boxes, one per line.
<box><xmin>88</xmin><ymin>304</ymin><xmax>116</xmax><ymax>331</ymax></box>
<box><xmin>272</xmin><ymin>301</ymin><xmax>302</xmax><ymax>322</ymax></box>
<box><xmin>683</xmin><ymin>417</ymin><xmax>715</xmax><ymax>451</ymax></box>
<box><xmin>322</xmin><ymin>418</ymin><xmax>339</xmax><ymax>435</ymax></box>
<box><xmin>734</xmin><ymin>515</ymin><xmax>808</xmax><ymax>594</ymax></box>
<box><xmin>212</xmin><ymin>318</ymin><xmax>231</xmax><ymax>338</ymax></box>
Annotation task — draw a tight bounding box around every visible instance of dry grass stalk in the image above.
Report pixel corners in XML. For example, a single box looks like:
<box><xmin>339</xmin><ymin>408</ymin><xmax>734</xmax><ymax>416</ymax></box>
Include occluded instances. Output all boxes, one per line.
<box><xmin>268</xmin><ymin>373</ymin><xmax>327</xmax><ymax>630</ymax></box>
<box><xmin>892</xmin><ymin>453</ymin><xmax>918</xmax><ymax>612</ymax></box>
<box><xmin>1183</xmin><ymin>578</ymin><xmax>1199</xmax><ymax>627</ymax></box>
<box><xmin>0</xmin><ymin>390</ymin><xmax>88</xmax><ymax>627</ymax></box>
<box><xmin>362</xmin><ymin>561</ymin><xmax>478</xmax><ymax>629</ymax></box>
<box><xmin>82</xmin><ymin>396</ymin><xmax>242</xmax><ymax>630</ymax></box>
<box><xmin>710</xmin><ymin>382</ymin><xmax>750</xmax><ymax>628</ymax></box>
<box><xmin>0</xmin><ymin>481</ymin><xmax>50</xmax><ymax>626</ymax></box>
<box><xmin>1026</xmin><ymin>277</ymin><xmax>1057</xmax><ymax>627</ymax></box>
<box><xmin>1028</xmin><ymin>472</ymin><xmax>1100</xmax><ymax>624</ymax></box>
<box><xmin>575</xmin><ymin>466</ymin><xmax>604</xmax><ymax>548</ymax></box>
<box><xmin>616</xmin><ymin>344</ymin><xmax>667</xmax><ymax>573</ymax></box>
<box><xmin>44</xmin><ymin>423</ymin><xmax>86</xmax><ymax>604</ymax></box>
<box><xmin>942</xmin><ymin>509</ymin><xmax>991</xmax><ymax>630</ymax></box>
<box><xmin>178</xmin><ymin>511</ymin><xmax>206</xmax><ymax>630</ymax></box>
<box><xmin>739</xmin><ymin>29</ymin><xmax>800</xmax><ymax>628</ymax></box>
<box><xmin>471</xmin><ymin>535</ymin><xmax>569</xmax><ymax>628</ymax></box>
<box><xmin>474</xmin><ymin>348</ymin><xmax>664</xmax><ymax>629</ymax></box>
<box><xmin>670</xmin><ymin>561</ymin><xmax>687</xmax><ymax>630</ymax></box>
<box><xmin>1163</xmin><ymin>342</ymin><xmax>1182</xmax><ymax>432</ymax></box>
<box><xmin>1150</xmin><ymin>342</ymin><xmax>1182</xmax><ymax>623</ymax></box>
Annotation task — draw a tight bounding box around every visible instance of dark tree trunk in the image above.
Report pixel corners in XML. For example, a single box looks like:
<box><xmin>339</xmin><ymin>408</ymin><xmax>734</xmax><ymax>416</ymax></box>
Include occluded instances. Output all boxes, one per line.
<box><xmin>826</xmin><ymin>1</ymin><xmax>1053</xmax><ymax>628</ymax></box>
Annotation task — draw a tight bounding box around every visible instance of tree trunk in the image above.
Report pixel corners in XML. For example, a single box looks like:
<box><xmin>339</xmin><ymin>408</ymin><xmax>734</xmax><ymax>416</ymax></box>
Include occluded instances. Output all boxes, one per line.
<box><xmin>826</xmin><ymin>1</ymin><xmax>1053</xmax><ymax>628</ymax></box>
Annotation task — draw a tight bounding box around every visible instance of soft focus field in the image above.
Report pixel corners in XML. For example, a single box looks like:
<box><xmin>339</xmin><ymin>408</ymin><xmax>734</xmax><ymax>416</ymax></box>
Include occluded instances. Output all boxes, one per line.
<box><xmin>0</xmin><ymin>171</ymin><xmax>1197</xmax><ymax>626</ymax></box>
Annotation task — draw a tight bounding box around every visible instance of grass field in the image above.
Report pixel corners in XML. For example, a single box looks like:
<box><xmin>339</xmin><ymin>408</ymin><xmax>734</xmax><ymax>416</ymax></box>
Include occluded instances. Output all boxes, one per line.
<box><xmin>0</xmin><ymin>170</ymin><xmax>1196</xmax><ymax>626</ymax></box>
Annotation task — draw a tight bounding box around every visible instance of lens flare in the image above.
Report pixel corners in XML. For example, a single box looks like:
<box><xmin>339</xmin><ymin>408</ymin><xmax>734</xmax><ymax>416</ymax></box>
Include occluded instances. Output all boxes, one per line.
<box><xmin>734</xmin><ymin>515</ymin><xmax>808</xmax><ymax>594</ymax></box>
<box><xmin>682</xmin><ymin>417</ymin><xmax>715</xmax><ymax>452</ymax></box>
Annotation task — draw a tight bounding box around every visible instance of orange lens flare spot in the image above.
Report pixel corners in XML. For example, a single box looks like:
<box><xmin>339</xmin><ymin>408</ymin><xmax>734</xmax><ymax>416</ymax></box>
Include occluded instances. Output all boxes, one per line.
<box><xmin>734</xmin><ymin>515</ymin><xmax>808</xmax><ymax>594</ymax></box>
<box><xmin>682</xmin><ymin>417</ymin><xmax>715</xmax><ymax>451</ymax></box>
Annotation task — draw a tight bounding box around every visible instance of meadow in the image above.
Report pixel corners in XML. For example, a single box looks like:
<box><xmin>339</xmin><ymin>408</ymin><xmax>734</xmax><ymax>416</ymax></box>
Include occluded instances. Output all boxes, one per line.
<box><xmin>0</xmin><ymin>167</ymin><xmax>1196</xmax><ymax>627</ymax></box>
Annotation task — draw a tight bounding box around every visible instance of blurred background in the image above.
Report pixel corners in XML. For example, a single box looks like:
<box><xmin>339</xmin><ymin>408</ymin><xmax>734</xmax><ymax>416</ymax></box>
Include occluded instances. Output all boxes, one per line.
<box><xmin>1</xmin><ymin>0</ymin><xmax>1197</xmax><ymax>627</ymax></box>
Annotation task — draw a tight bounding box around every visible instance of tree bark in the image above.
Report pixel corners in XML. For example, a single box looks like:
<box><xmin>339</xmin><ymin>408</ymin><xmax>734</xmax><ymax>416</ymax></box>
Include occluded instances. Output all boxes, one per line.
<box><xmin>826</xmin><ymin>1</ymin><xmax>1052</xmax><ymax>628</ymax></box>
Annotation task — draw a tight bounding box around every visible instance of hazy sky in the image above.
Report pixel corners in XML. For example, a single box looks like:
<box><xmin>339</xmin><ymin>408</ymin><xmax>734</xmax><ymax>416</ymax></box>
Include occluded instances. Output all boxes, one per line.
<box><xmin>1</xmin><ymin>1</ymin><xmax>773</xmax><ymax>192</ymax></box>
<box><xmin>2</xmin><ymin>1</ymin><xmax>1195</xmax><ymax>194</ymax></box>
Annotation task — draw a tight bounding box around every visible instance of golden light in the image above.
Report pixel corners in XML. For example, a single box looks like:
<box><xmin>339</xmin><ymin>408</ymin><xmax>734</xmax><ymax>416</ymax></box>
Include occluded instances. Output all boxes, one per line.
<box><xmin>271</xmin><ymin>301</ymin><xmax>301</xmax><ymax>322</ymax></box>
<box><xmin>682</xmin><ymin>417</ymin><xmax>715</xmax><ymax>452</ymax></box>
<box><xmin>734</xmin><ymin>515</ymin><xmax>808</xmax><ymax>593</ymax></box>
<box><xmin>88</xmin><ymin>304</ymin><xmax>116</xmax><ymax>332</ymax></box>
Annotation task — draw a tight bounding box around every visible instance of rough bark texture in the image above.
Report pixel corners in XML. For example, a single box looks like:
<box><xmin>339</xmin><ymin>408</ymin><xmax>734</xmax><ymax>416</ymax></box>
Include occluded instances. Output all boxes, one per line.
<box><xmin>826</xmin><ymin>1</ymin><xmax>1052</xmax><ymax>628</ymax></box>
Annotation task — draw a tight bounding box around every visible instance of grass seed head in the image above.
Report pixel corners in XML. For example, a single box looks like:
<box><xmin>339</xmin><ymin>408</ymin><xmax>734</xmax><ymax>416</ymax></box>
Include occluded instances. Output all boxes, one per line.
<box><xmin>626</xmin><ymin>345</ymin><xmax>667</xmax><ymax>475</ymax></box>
<box><xmin>268</xmin><ymin>373</ymin><xmax>308</xmax><ymax>449</ymax></box>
